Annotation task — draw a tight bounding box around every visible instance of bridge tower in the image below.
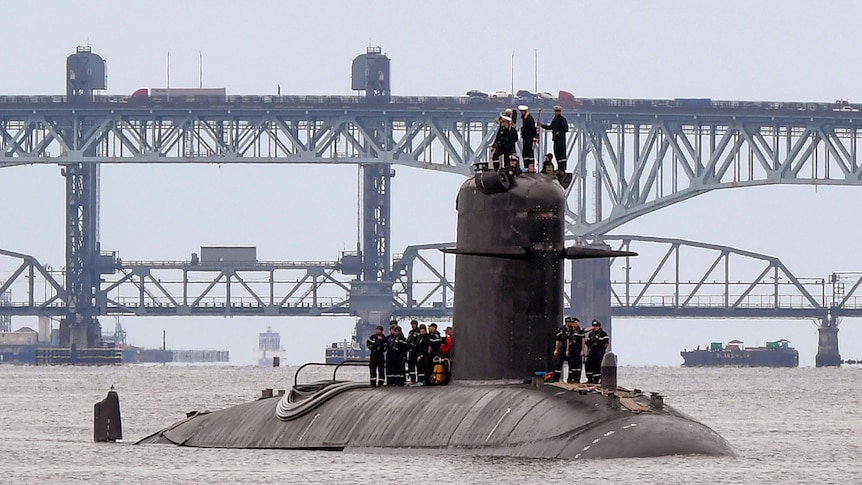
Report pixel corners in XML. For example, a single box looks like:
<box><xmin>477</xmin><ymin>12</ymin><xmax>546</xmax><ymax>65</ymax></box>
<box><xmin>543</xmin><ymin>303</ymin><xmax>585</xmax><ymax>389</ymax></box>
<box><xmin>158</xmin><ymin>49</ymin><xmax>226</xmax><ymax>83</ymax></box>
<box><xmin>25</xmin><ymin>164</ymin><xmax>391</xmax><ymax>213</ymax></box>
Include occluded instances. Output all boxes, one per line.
<box><xmin>351</xmin><ymin>46</ymin><xmax>390</xmax><ymax>100</ymax></box>
<box><xmin>349</xmin><ymin>47</ymin><xmax>395</xmax><ymax>345</ymax></box>
<box><xmin>59</xmin><ymin>46</ymin><xmax>115</xmax><ymax>349</ymax></box>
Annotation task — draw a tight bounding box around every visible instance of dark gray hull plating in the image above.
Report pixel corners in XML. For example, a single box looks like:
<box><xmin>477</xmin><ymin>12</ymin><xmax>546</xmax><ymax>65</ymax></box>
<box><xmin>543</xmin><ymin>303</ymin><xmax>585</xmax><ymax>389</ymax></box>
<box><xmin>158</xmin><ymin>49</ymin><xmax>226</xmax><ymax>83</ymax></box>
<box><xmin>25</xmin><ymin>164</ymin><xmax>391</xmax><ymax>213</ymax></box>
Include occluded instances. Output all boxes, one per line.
<box><xmin>137</xmin><ymin>382</ymin><xmax>734</xmax><ymax>459</ymax></box>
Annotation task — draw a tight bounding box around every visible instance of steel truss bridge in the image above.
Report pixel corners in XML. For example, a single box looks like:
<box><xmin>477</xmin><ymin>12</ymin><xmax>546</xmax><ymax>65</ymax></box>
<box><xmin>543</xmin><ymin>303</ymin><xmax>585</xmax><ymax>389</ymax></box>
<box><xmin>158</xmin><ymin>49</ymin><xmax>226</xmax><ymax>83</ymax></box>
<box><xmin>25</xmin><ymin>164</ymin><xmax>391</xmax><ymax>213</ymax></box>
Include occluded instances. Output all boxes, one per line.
<box><xmin>2</xmin><ymin>236</ymin><xmax>862</xmax><ymax>323</ymax></box>
<box><xmin>4</xmin><ymin>95</ymin><xmax>862</xmax><ymax>334</ymax></box>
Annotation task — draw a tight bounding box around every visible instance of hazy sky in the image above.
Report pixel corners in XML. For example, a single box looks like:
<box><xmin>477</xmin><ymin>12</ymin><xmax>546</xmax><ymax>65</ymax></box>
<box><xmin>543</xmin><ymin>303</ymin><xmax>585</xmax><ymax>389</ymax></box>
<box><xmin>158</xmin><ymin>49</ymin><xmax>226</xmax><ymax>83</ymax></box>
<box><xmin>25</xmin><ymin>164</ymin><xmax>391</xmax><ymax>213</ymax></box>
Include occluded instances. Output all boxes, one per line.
<box><xmin>3</xmin><ymin>0</ymin><xmax>862</xmax><ymax>366</ymax></box>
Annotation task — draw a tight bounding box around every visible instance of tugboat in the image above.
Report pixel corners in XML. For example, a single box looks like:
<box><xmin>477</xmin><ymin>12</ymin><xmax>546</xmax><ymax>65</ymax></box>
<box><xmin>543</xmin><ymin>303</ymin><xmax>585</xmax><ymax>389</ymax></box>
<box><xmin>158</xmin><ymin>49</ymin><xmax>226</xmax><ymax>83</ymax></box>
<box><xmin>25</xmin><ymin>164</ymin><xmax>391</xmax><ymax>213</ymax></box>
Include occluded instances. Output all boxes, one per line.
<box><xmin>681</xmin><ymin>339</ymin><xmax>799</xmax><ymax>367</ymax></box>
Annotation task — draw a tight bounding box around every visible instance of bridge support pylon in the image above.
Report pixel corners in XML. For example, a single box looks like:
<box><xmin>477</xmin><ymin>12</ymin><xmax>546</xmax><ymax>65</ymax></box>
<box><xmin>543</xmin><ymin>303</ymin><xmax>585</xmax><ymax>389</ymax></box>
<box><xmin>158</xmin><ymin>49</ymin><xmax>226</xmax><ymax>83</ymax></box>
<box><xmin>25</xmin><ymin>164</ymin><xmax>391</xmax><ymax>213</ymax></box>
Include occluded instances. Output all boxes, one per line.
<box><xmin>815</xmin><ymin>320</ymin><xmax>841</xmax><ymax>367</ymax></box>
<box><xmin>569</xmin><ymin>242</ymin><xmax>613</xmax><ymax>343</ymax></box>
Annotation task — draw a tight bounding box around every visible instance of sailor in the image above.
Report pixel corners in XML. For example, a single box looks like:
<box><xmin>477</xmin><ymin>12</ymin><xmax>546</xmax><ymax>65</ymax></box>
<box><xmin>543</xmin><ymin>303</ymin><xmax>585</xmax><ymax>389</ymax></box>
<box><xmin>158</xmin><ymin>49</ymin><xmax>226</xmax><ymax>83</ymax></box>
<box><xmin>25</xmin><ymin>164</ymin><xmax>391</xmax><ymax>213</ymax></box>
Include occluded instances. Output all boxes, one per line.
<box><xmin>506</xmin><ymin>154</ymin><xmax>523</xmax><ymax>178</ymax></box>
<box><xmin>440</xmin><ymin>326</ymin><xmax>453</xmax><ymax>356</ymax></box>
<box><xmin>406</xmin><ymin>320</ymin><xmax>421</xmax><ymax>383</ymax></box>
<box><xmin>491</xmin><ymin>115</ymin><xmax>518</xmax><ymax>170</ymax></box>
<box><xmin>415</xmin><ymin>324</ymin><xmax>431</xmax><ymax>385</ymax></box>
<box><xmin>584</xmin><ymin>319</ymin><xmax>610</xmax><ymax>384</ymax></box>
<box><xmin>551</xmin><ymin>318</ymin><xmax>569</xmax><ymax>382</ymax></box>
<box><xmin>539</xmin><ymin>106</ymin><xmax>568</xmax><ymax>172</ymax></box>
<box><xmin>518</xmin><ymin>105</ymin><xmax>537</xmax><ymax>171</ymax></box>
<box><xmin>427</xmin><ymin>323</ymin><xmax>443</xmax><ymax>358</ymax></box>
<box><xmin>504</xmin><ymin>107</ymin><xmax>516</xmax><ymax>127</ymax></box>
<box><xmin>566</xmin><ymin>317</ymin><xmax>586</xmax><ymax>384</ymax></box>
<box><xmin>366</xmin><ymin>325</ymin><xmax>388</xmax><ymax>387</ymax></box>
<box><xmin>386</xmin><ymin>325</ymin><xmax>409</xmax><ymax>387</ymax></box>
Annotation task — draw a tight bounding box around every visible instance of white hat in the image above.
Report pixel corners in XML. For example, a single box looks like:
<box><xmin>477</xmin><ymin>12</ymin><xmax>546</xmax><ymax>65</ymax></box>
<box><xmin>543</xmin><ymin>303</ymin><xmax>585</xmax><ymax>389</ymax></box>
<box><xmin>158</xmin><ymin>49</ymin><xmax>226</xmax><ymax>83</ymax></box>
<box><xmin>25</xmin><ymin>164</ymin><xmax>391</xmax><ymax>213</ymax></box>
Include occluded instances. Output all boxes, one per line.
<box><xmin>518</xmin><ymin>104</ymin><xmax>528</xmax><ymax>111</ymax></box>
<box><xmin>501</xmin><ymin>115</ymin><xmax>512</xmax><ymax>122</ymax></box>
<box><xmin>553</xmin><ymin>105</ymin><xmax>562</xmax><ymax>110</ymax></box>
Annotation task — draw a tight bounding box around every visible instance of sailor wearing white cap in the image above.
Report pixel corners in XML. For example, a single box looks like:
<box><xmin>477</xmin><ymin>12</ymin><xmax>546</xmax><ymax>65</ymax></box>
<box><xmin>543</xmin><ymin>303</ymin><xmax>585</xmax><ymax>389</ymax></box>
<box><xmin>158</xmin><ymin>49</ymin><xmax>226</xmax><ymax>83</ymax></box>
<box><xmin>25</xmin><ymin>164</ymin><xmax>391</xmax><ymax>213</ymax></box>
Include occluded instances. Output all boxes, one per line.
<box><xmin>540</xmin><ymin>106</ymin><xmax>569</xmax><ymax>172</ymax></box>
<box><xmin>491</xmin><ymin>113</ymin><xmax>518</xmax><ymax>170</ymax></box>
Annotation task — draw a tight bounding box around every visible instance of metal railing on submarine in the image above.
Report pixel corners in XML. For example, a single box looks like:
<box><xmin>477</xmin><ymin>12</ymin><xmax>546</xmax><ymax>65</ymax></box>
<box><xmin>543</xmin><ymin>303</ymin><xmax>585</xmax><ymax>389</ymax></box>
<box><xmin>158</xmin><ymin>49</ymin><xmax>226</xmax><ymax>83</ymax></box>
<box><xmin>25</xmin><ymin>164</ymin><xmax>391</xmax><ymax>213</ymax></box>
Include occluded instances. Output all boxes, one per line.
<box><xmin>275</xmin><ymin>360</ymin><xmax>370</xmax><ymax>422</ymax></box>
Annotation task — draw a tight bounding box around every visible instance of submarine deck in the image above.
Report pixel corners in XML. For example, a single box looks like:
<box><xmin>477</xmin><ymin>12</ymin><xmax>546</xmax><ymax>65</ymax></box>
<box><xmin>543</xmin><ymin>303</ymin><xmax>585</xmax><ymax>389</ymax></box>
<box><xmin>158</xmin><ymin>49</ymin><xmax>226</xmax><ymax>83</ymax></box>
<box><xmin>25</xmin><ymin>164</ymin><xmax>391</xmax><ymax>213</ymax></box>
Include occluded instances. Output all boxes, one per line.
<box><xmin>137</xmin><ymin>380</ymin><xmax>734</xmax><ymax>459</ymax></box>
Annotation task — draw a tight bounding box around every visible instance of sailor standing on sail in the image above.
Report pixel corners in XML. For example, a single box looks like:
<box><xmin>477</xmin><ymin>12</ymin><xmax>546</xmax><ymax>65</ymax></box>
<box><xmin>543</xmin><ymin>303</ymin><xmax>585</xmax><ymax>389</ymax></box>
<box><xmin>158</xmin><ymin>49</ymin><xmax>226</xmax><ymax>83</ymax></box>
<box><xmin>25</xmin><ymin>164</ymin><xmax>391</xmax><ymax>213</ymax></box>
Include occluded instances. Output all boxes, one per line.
<box><xmin>518</xmin><ymin>105</ymin><xmax>537</xmax><ymax>171</ymax></box>
<box><xmin>491</xmin><ymin>116</ymin><xmax>518</xmax><ymax>170</ymax></box>
<box><xmin>539</xmin><ymin>106</ymin><xmax>568</xmax><ymax>172</ymax></box>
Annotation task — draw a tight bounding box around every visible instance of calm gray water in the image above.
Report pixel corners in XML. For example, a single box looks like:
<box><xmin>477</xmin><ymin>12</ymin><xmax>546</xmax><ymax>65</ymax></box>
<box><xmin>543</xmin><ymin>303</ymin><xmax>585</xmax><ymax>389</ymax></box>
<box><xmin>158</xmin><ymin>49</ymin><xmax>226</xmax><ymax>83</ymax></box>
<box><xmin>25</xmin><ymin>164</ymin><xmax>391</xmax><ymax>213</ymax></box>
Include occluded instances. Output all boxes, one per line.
<box><xmin>0</xmin><ymin>364</ymin><xmax>859</xmax><ymax>484</ymax></box>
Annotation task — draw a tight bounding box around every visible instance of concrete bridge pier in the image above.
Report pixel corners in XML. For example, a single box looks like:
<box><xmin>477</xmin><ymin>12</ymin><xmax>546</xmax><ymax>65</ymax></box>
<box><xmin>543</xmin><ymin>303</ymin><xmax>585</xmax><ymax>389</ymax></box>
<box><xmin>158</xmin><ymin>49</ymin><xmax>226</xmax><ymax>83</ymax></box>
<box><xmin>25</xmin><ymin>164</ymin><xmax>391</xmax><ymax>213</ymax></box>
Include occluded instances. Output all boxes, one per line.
<box><xmin>815</xmin><ymin>318</ymin><xmax>841</xmax><ymax>367</ymax></box>
<box><xmin>569</xmin><ymin>242</ymin><xmax>613</xmax><ymax>344</ymax></box>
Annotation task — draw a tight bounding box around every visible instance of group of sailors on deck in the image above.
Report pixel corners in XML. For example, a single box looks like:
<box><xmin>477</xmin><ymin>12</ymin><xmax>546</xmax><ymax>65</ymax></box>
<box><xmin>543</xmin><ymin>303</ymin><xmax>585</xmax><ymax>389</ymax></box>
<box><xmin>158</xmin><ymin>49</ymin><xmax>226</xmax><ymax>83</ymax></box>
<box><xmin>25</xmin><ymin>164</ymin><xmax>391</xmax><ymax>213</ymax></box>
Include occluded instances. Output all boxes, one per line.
<box><xmin>550</xmin><ymin>317</ymin><xmax>610</xmax><ymax>384</ymax></box>
<box><xmin>366</xmin><ymin>320</ymin><xmax>452</xmax><ymax>388</ymax></box>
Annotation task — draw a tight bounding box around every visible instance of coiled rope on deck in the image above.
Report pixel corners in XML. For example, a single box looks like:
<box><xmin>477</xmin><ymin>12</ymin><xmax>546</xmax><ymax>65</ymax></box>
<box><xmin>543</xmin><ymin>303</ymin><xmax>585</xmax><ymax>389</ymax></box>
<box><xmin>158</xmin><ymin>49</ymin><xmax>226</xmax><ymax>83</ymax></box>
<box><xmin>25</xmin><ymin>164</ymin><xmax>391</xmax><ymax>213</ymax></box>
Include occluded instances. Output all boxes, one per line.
<box><xmin>275</xmin><ymin>379</ymin><xmax>369</xmax><ymax>422</ymax></box>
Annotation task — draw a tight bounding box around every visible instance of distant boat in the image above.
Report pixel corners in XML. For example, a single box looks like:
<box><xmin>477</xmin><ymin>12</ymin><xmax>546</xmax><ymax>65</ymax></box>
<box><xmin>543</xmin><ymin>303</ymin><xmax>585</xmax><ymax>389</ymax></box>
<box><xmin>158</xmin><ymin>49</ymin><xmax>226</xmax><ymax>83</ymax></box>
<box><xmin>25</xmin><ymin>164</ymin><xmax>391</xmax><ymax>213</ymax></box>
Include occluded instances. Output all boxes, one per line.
<box><xmin>681</xmin><ymin>339</ymin><xmax>799</xmax><ymax>367</ymax></box>
<box><xmin>324</xmin><ymin>322</ymin><xmax>368</xmax><ymax>364</ymax></box>
<box><xmin>256</xmin><ymin>326</ymin><xmax>287</xmax><ymax>366</ymax></box>
<box><xmin>324</xmin><ymin>339</ymin><xmax>364</xmax><ymax>365</ymax></box>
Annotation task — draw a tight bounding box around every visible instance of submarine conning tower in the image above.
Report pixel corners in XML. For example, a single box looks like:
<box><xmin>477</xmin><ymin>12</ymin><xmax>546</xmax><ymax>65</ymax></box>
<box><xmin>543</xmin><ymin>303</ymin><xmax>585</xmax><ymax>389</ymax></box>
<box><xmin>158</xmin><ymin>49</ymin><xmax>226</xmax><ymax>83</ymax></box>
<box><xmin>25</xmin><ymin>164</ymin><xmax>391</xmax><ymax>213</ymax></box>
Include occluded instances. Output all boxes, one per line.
<box><xmin>451</xmin><ymin>172</ymin><xmax>567</xmax><ymax>381</ymax></box>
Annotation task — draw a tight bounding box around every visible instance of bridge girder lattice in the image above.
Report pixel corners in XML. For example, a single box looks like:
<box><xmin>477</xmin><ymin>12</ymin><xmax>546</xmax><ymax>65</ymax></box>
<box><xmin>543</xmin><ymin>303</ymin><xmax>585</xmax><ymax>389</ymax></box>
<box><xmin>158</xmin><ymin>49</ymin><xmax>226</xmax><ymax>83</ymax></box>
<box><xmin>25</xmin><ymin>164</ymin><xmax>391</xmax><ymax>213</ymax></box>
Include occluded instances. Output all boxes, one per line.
<box><xmin>4</xmin><ymin>99</ymin><xmax>862</xmax><ymax>238</ymax></box>
<box><xmin>4</xmin><ymin>237</ymin><xmax>862</xmax><ymax>324</ymax></box>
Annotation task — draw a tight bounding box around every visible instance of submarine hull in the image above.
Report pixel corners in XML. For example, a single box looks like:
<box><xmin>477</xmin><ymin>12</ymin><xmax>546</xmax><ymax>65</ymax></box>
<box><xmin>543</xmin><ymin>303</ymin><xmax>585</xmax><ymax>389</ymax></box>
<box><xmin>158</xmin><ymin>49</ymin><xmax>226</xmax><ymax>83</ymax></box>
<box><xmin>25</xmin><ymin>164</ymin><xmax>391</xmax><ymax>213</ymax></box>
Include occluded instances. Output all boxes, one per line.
<box><xmin>138</xmin><ymin>382</ymin><xmax>733</xmax><ymax>458</ymax></box>
<box><xmin>138</xmin><ymin>172</ymin><xmax>734</xmax><ymax>458</ymax></box>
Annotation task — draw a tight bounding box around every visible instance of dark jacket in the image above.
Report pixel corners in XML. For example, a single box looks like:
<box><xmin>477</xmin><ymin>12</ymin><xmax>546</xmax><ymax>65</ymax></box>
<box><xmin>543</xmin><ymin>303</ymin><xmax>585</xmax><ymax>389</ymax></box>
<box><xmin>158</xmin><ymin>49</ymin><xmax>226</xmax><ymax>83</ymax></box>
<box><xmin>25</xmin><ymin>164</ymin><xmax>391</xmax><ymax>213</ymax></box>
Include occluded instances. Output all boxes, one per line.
<box><xmin>567</xmin><ymin>327</ymin><xmax>585</xmax><ymax>357</ymax></box>
<box><xmin>366</xmin><ymin>333</ymin><xmax>388</xmax><ymax>363</ymax></box>
<box><xmin>492</xmin><ymin>125</ymin><xmax>518</xmax><ymax>152</ymax></box>
<box><xmin>587</xmin><ymin>328</ymin><xmax>609</xmax><ymax>353</ymax></box>
<box><xmin>540</xmin><ymin>114</ymin><xmax>568</xmax><ymax>141</ymax></box>
<box><xmin>521</xmin><ymin>112</ymin><xmax>537</xmax><ymax>143</ymax></box>
<box><xmin>427</xmin><ymin>330</ymin><xmax>443</xmax><ymax>357</ymax></box>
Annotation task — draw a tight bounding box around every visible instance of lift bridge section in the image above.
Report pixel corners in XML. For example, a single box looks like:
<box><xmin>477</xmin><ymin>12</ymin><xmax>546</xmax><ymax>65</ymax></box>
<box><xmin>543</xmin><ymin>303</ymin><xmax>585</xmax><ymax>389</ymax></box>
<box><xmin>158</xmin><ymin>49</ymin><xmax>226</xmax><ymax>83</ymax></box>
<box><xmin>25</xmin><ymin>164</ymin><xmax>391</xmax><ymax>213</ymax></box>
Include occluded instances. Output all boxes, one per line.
<box><xmin>2</xmin><ymin>237</ymin><xmax>861</xmax><ymax>364</ymax></box>
<box><xmin>5</xmin><ymin>48</ymin><xmax>862</xmax><ymax>364</ymax></box>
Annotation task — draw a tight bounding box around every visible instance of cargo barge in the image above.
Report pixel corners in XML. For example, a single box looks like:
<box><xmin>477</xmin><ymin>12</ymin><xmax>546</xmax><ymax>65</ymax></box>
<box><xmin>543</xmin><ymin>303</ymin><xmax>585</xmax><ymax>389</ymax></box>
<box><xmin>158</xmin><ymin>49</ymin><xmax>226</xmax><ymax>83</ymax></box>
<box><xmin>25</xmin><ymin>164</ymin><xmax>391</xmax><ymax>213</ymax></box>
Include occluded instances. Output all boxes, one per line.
<box><xmin>681</xmin><ymin>339</ymin><xmax>798</xmax><ymax>367</ymax></box>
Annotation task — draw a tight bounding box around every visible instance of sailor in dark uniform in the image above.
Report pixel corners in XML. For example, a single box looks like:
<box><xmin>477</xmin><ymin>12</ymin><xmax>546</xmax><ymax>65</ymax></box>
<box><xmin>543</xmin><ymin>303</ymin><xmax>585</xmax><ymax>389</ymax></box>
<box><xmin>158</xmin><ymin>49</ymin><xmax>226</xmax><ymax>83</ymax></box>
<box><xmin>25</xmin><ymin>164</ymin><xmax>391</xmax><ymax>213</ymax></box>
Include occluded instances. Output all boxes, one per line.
<box><xmin>415</xmin><ymin>325</ymin><xmax>431</xmax><ymax>385</ymax></box>
<box><xmin>584</xmin><ymin>319</ymin><xmax>610</xmax><ymax>384</ymax></box>
<box><xmin>566</xmin><ymin>317</ymin><xmax>586</xmax><ymax>384</ymax></box>
<box><xmin>365</xmin><ymin>325</ymin><xmax>388</xmax><ymax>387</ymax></box>
<box><xmin>386</xmin><ymin>325</ymin><xmax>409</xmax><ymax>387</ymax></box>
<box><xmin>551</xmin><ymin>318</ymin><xmax>571</xmax><ymax>382</ymax></box>
<box><xmin>491</xmin><ymin>116</ymin><xmax>518</xmax><ymax>170</ymax></box>
<box><xmin>506</xmin><ymin>154</ymin><xmax>523</xmax><ymax>178</ymax></box>
<box><xmin>518</xmin><ymin>105</ymin><xmax>537</xmax><ymax>171</ymax></box>
<box><xmin>539</xmin><ymin>106</ymin><xmax>568</xmax><ymax>172</ymax></box>
<box><xmin>406</xmin><ymin>320</ymin><xmax>420</xmax><ymax>383</ymax></box>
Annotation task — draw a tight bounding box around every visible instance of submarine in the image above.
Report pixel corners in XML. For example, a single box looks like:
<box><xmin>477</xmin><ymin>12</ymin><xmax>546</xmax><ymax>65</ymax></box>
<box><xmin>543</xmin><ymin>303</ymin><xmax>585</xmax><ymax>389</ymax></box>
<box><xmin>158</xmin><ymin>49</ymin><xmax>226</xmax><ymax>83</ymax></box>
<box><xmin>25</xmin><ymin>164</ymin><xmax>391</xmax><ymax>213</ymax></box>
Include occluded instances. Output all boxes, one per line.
<box><xmin>137</xmin><ymin>169</ymin><xmax>734</xmax><ymax>459</ymax></box>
